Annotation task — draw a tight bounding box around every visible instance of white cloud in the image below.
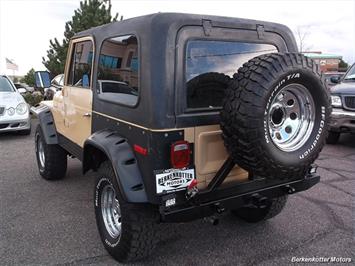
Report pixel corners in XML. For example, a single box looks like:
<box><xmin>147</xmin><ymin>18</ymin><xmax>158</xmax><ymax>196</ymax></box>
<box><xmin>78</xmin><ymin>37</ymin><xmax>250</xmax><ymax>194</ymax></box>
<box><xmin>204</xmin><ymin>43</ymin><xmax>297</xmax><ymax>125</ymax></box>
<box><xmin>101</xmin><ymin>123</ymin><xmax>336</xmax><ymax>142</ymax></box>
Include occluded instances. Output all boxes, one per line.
<box><xmin>0</xmin><ymin>0</ymin><xmax>354</xmax><ymax>75</ymax></box>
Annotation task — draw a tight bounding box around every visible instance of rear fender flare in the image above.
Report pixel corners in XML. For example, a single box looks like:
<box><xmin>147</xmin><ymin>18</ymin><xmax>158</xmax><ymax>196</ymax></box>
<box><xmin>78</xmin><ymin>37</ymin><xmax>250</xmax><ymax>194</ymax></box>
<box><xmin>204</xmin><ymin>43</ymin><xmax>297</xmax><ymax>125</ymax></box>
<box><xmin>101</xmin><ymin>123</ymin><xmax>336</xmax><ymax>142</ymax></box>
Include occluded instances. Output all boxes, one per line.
<box><xmin>83</xmin><ymin>130</ymin><xmax>148</xmax><ymax>203</ymax></box>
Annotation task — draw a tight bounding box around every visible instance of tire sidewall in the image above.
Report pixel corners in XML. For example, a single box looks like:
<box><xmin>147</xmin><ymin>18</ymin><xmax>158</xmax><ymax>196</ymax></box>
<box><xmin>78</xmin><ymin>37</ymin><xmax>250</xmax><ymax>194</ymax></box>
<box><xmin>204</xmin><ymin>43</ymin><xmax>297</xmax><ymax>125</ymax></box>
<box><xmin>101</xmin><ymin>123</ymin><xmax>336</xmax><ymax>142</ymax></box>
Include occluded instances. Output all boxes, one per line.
<box><xmin>261</xmin><ymin>68</ymin><xmax>329</xmax><ymax>165</ymax></box>
<box><xmin>35</xmin><ymin>128</ymin><xmax>45</xmax><ymax>174</ymax></box>
<box><xmin>94</xmin><ymin>174</ymin><xmax>123</xmax><ymax>250</ymax></box>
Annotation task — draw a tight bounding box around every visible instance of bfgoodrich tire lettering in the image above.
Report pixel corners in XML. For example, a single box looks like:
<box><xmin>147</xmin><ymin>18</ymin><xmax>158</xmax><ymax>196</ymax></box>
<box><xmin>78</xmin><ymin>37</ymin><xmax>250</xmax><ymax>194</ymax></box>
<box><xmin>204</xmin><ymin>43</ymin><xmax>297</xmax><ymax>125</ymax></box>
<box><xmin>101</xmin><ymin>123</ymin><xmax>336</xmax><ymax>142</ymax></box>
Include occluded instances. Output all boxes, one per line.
<box><xmin>94</xmin><ymin>161</ymin><xmax>157</xmax><ymax>262</ymax></box>
<box><xmin>221</xmin><ymin>53</ymin><xmax>331</xmax><ymax>179</ymax></box>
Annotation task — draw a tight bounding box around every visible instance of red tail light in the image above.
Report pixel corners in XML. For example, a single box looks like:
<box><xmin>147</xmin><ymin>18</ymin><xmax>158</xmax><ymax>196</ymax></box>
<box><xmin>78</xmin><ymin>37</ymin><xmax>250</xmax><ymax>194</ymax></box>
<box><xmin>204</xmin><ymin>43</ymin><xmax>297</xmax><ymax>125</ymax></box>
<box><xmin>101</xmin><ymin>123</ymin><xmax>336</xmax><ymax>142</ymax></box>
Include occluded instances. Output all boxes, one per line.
<box><xmin>170</xmin><ymin>140</ymin><xmax>190</xmax><ymax>169</ymax></box>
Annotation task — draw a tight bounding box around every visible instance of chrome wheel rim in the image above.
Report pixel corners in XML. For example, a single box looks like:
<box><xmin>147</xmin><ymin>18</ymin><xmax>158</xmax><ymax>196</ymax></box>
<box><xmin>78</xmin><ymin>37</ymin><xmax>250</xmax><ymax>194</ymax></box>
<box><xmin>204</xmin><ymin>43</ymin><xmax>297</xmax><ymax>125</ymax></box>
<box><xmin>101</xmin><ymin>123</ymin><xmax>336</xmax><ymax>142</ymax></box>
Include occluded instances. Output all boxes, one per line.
<box><xmin>101</xmin><ymin>184</ymin><xmax>121</xmax><ymax>239</ymax></box>
<box><xmin>268</xmin><ymin>83</ymin><xmax>315</xmax><ymax>152</ymax></box>
<box><xmin>37</xmin><ymin>138</ymin><xmax>45</xmax><ymax>168</ymax></box>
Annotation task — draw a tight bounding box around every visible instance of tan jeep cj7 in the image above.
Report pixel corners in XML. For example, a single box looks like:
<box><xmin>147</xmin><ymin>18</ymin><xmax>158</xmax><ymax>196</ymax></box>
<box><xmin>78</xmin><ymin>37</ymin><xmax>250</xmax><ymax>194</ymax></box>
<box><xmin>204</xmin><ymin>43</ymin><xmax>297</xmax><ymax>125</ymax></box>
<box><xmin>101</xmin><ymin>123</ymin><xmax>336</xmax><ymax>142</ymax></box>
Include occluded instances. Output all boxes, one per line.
<box><xmin>32</xmin><ymin>13</ymin><xmax>330</xmax><ymax>262</ymax></box>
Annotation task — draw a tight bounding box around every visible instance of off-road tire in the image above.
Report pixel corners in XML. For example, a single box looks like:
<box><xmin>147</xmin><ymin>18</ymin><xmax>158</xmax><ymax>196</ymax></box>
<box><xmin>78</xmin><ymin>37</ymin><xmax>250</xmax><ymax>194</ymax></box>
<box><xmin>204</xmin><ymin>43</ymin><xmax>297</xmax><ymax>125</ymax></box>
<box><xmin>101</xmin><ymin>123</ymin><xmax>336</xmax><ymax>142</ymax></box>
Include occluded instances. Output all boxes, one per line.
<box><xmin>187</xmin><ymin>72</ymin><xmax>230</xmax><ymax>109</ymax></box>
<box><xmin>221</xmin><ymin>53</ymin><xmax>331</xmax><ymax>179</ymax></box>
<box><xmin>35</xmin><ymin>124</ymin><xmax>67</xmax><ymax>180</ymax></box>
<box><xmin>326</xmin><ymin>131</ymin><xmax>340</xmax><ymax>144</ymax></box>
<box><xmin>232</xmin><ymin>196</ymin><xmax>288</xmax><ymax>223</ymax></box>
<box><xmin>94</xmin><ymin>161</ymin><xmax>157</xmax><ymax>263</ymax></box>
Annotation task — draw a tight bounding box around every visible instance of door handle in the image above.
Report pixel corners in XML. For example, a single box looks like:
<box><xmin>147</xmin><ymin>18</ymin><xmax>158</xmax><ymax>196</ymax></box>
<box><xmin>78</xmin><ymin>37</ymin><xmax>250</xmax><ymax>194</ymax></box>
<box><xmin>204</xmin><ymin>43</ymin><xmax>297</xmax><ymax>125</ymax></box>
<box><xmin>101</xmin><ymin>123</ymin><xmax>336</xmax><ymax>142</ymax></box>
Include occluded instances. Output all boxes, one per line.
<box><xmin>83</xmin><ymin>112</ymin><xmax>91</xmax><ymax>117</ymax></box>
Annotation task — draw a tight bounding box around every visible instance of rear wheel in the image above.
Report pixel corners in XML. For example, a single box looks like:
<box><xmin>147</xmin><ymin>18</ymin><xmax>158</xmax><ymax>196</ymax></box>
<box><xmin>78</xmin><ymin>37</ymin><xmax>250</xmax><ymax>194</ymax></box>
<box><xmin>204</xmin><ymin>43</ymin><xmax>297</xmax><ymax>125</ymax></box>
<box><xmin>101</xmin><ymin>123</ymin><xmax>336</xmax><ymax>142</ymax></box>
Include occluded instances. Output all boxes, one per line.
<box><xmin>326</xmin><ymin>131</ymin><xmax>340</xmax><ymax>144</ymax></box>
<box><xmin>94</xmin><ymin>161</ymin><xmax>157</xmax><ymax>263</ymax></box>
<box><xmin>35</xmin><ymin>125</ymin><xmax>67</xmax><ymax>180</ymax></box>
<box><xmin>232</xmin><ymin>196</ymin><xmax>288</xmax><ymax>223</ymax></box>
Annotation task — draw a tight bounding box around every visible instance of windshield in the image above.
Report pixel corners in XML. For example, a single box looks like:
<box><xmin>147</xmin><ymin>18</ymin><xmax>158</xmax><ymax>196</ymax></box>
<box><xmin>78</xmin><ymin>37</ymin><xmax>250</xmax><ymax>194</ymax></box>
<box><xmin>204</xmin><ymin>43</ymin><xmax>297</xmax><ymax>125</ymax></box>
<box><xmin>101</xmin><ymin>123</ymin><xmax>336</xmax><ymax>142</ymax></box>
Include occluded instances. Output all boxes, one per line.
<box><xmin>344</xmin><ymin>64</ymin><xmax>355</xmax><ymax>80</ymax></box>
<box><xmin>0</xmin><ymin>76</ymin><xmax>15</xmax><ymax>92</ymax></box>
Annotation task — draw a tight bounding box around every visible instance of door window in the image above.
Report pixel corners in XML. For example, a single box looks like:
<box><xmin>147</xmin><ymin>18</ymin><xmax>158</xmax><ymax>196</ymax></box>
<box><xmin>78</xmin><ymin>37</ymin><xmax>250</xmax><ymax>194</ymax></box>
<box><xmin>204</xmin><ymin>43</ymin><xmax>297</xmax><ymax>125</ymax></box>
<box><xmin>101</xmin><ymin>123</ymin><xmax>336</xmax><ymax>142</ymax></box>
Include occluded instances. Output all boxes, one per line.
<box><xmin>68</xmin><ymin>40</ymin><xmax>94</xmax><ymax>88</ymax></box>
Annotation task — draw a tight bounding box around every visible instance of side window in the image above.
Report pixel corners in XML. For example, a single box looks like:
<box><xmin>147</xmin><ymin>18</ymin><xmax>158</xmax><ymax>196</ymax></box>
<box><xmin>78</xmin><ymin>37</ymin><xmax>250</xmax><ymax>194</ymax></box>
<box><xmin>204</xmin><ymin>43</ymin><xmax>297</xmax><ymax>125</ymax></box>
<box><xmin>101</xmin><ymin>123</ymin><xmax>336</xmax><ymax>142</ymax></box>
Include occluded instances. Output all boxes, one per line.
<box><xmin>185</xmin><ymin>40</ymin><xmax>277</xmax><ymax>110</ymax></box>
<box><xmin>68</xmin><ymin>40</ymin><xmax>93</xmax><ymax>88</ymax></box>
<box><xmin>97</xmin><ymin>35</ymin><xmax>138</xmax><ymax>106</ymax></box>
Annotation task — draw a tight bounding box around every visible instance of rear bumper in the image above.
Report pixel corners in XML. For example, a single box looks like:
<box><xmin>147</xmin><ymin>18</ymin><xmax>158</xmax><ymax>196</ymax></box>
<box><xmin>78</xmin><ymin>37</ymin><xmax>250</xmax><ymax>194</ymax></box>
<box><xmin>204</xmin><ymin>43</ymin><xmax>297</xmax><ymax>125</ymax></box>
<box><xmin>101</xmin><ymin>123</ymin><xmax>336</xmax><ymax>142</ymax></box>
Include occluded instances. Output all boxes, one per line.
<box><xmin>160</xmin><ymin>171</ymin><xmax>320</xmax><ymax>223</ymax></box>
<box><xmin>329</xmin><ymin>108</ymin><xmax>355</xmax><ymax>133</ymax></box>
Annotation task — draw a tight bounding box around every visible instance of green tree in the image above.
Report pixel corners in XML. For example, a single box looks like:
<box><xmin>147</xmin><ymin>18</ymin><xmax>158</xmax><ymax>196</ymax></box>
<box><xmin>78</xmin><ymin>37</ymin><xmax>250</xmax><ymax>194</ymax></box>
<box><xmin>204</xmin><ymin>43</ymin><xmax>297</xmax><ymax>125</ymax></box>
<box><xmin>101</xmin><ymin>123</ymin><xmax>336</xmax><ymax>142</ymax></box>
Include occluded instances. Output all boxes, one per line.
<box><xmin>20</xmin><ymin>68</ymin><xmax>36</xmax><ymax>87</ymax></box>
<box><xmin>339</xmin><ymin>59</ymin><xmax>349</xmax><ymax>71</ymax></box>
<box><xmin>42</xmin><ymin>0</ymin><xmax>119</xmax><ymax>76</ymax></box>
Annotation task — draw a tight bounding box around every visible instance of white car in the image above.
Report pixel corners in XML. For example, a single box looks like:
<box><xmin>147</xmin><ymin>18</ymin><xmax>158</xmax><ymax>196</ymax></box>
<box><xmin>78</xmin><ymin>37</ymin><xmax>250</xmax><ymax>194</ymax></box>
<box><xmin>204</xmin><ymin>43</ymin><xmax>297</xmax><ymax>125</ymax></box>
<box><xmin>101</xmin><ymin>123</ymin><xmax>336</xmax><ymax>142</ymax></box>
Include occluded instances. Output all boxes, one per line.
<box><xmin>0</xmin><ymin>75</ymin><xmax>31</xmax><ymax>134</ymax></box>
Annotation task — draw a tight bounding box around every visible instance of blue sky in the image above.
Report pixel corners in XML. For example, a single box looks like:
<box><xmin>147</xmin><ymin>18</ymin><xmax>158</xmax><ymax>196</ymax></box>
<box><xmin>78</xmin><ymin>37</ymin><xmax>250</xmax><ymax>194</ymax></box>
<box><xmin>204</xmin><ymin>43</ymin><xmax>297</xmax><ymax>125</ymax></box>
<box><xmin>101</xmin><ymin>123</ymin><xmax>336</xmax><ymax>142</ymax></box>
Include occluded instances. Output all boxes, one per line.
<box><xmin>0</xmin><ymin>0</ymin><xmax>354</xmax><ymax>75</ymax></box>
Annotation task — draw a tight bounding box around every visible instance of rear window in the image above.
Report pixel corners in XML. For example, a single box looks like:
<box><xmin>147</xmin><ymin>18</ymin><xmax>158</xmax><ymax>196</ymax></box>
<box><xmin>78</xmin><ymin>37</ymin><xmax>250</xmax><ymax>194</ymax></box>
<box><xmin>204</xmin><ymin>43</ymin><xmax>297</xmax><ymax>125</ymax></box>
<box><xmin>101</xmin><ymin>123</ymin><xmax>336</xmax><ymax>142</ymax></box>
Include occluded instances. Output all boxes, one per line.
<box><xmin>185</xmin><ymin>40</ymin><xmax>277</xmax><ymax>110</ymax></box>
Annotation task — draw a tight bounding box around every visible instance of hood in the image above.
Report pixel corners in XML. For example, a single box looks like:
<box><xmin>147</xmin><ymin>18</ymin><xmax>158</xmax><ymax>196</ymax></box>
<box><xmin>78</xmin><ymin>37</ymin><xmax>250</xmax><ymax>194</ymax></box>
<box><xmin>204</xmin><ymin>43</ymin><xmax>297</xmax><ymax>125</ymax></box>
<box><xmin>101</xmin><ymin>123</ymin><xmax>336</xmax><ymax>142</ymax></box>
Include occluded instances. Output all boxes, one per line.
<box><xmin>0</xmin><ymin>91</ymin><xmax>25</xmax><ymax>108</ymax></box>
<box><xmin>330</xmin><ymin>81</ymin><xmax>355</xmax><ymax>95</ymax></box>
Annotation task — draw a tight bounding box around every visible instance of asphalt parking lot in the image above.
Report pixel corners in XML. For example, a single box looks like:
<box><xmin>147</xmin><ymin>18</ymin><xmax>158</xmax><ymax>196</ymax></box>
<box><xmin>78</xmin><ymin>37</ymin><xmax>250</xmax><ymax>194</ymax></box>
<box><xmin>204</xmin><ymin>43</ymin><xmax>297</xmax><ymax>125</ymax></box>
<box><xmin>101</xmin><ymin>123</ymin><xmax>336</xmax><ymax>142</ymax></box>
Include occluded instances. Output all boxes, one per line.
<box><xmin>0</xmin><ymin>119</ymin><xmax>354</xmax><ymax>265</ymax></box>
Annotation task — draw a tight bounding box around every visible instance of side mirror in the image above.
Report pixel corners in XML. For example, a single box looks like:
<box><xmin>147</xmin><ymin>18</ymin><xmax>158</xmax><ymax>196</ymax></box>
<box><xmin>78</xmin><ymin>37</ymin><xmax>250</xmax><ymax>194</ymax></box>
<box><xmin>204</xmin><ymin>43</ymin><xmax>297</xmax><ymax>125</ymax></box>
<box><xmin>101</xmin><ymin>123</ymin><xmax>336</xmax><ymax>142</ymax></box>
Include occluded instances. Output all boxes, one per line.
<box><xmin>35</xmin><ymin>71</ymin><xmax>51</xmax><ymax>88</ymax></box>
<box><xmin>330</xmin><ymin>76</ymin><xmax>340</xmax><ymax>84</ymax></box>
<box><xmin>18</xmin><ymin>88</ymin><xmax>27</xmax><ymax>94</ymax></box>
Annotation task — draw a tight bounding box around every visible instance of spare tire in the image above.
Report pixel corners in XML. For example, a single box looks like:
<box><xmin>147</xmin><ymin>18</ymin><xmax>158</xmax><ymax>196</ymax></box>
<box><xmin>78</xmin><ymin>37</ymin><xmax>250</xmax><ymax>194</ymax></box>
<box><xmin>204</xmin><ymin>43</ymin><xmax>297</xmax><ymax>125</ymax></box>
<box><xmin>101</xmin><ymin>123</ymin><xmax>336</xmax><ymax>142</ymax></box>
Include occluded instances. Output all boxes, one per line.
<box><xmin>221</xmin><ymin>53</ymin><xmax>331</xmax><ymax>179</ymax></box>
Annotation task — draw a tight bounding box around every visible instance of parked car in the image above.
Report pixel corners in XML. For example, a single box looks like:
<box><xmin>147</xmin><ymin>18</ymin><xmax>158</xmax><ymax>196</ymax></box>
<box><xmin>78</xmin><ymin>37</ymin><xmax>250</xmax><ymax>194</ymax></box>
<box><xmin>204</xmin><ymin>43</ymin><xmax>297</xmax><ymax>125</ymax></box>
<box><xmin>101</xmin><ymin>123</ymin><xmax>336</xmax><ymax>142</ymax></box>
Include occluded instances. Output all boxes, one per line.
<box><xmin>43</xmin><ymin>74</ymin><xmax>64</xmax><ymax>100</ymax></box>
<box><xmin>14</xmin><ymin>83</ymin><xmax>34</xmax><ymax>94</ymax></box>
<box><xmin>0</xmin><ymin>75</ymin><xmax>31</xmax><ymax>134</ymax></box>
<box><xmin>31</xmin><ymin>13</ymin><xmax>330</xmax><ymax>262</ymax></box>
<box><xmin>327</xmin><ymin>63</ymin><xmax>355</xmax><ymax>144</ymax></box>
<box><xmin>97</xmin><ymin>80</ymin><xmax>138</xmax><ymax>105</ymax></box>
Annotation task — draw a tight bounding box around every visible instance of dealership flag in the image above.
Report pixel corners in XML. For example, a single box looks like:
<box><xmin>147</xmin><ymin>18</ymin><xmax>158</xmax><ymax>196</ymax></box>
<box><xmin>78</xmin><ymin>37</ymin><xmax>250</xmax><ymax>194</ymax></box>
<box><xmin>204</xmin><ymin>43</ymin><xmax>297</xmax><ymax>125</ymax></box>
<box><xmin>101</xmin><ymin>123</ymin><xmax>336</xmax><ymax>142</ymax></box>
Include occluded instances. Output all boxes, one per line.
<box><xmin>6</xmin><ymin>58</ymin><xmax>18</xmax><ymax>71</ymax></box>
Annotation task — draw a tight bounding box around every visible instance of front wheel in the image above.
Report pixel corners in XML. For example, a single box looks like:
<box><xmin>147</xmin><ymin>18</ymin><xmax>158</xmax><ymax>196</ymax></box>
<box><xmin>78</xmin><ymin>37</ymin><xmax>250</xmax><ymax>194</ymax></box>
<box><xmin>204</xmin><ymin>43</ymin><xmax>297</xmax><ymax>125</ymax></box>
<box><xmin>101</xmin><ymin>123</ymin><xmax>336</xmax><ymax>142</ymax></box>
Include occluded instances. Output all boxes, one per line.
<box><xmin>94</xmin><ymin>161</ymin><xmax>157</xmax><ymax>263</ymax></box>
<box><xmin>35</xmin><ymin>125</ymin><xmax>67</xmax><ymax>180</ymax></box>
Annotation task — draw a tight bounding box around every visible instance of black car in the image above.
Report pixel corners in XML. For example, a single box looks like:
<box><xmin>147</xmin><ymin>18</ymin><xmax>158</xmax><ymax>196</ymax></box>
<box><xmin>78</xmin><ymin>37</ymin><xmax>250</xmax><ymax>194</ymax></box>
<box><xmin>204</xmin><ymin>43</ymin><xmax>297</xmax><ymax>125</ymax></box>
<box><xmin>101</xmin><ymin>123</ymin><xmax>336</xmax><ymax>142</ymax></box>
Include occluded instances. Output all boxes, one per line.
<box><xmin>327</xmin><ymin>63</ymin><xmax>355</xmax><ymax>144</ymax></box>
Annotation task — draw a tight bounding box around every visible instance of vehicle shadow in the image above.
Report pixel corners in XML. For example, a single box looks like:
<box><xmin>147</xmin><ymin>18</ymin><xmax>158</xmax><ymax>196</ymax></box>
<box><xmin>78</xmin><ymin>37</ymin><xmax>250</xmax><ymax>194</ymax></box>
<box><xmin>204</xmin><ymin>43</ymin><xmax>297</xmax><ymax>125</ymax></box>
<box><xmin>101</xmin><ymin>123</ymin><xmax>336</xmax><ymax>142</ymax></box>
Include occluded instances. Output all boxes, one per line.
<box><xmin>338</xmin><ymin>133</ymin><xmax>355</xmax><ymax>147</ymax></box>
<box><xmin>0</xmin><ymin>131</ymin><xmax>32</xmax><ymax>141</ymax></box>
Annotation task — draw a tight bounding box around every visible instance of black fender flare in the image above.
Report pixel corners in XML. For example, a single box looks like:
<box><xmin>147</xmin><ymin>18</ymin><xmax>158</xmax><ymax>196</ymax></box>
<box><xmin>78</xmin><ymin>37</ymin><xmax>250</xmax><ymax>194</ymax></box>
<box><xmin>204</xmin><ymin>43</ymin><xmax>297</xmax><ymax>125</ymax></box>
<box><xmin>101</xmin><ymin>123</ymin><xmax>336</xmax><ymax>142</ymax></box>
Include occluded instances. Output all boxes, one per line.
<box><xmin>83</xmin><ymin>129</ymin><xmax>148</xmax><ymax>203</ymax></box>
<box><xmin>32</xmin><ymin>105</ymin><xmax>58</xmax><ymax>144</ymax></box>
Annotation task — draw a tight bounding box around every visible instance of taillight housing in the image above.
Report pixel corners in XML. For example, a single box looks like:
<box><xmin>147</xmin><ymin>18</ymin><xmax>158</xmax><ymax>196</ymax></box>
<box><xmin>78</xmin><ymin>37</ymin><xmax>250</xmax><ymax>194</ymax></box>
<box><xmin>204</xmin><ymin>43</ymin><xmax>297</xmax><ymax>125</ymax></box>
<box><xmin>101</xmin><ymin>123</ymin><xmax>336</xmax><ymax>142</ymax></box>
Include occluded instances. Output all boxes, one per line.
<box><xmin>170</xmin><ymin>140</ymin><xmax>190</xmax><ymax>169</ymax></box>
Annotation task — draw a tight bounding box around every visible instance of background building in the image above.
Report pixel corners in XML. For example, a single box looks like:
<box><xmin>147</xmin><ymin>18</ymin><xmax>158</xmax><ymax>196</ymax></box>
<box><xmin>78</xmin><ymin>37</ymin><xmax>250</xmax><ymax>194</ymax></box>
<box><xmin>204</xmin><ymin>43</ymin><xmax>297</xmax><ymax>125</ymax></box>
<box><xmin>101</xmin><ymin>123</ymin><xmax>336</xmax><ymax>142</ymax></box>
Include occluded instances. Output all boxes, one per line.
<box><xmin>303</xmin><ymin>52</ymin><xmax>343</xmax><ymax>72</ymax></box>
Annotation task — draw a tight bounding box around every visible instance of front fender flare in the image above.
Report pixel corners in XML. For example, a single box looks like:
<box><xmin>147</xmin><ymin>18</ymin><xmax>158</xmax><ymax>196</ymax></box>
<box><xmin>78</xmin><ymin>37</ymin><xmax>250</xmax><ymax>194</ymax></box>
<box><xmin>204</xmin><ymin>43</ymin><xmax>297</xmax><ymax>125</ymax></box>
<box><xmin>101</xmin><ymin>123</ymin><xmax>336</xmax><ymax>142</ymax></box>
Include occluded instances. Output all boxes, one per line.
<box><xmin>31</xmin><ymin>105</ymin><xmax>58</xmax><ymax>144</ymax></box>
<box><xmin>83</xmin><ymin>130</ymin><xmax>148</xmax><ymax>203</ymax></box>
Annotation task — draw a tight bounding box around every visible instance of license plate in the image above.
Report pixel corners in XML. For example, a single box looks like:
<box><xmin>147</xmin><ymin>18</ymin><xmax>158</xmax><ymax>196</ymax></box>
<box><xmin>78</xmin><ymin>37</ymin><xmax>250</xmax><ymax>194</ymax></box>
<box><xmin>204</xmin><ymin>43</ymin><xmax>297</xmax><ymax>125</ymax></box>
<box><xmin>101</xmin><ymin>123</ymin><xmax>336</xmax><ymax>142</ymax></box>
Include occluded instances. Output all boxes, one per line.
<box><xmin>155</xmin><ymin>168</ymin><xmax>195</xmax><ymax>194</ymax></box>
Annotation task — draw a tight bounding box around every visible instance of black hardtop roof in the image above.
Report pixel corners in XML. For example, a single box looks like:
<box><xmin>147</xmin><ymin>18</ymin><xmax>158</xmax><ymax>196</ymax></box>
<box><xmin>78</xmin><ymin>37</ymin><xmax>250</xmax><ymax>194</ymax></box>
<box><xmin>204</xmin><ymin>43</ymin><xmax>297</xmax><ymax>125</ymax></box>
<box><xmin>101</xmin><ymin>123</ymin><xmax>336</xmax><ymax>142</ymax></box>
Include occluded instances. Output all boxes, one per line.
<box><xmin>75</xmin><ymin>12</ymin><xmax>298</xmax><ymax>129</ymax></box>
<box><xmin>74</xmin><ymin>12</ymin><xmax>295</xmax><ymax>43</ymax></box>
